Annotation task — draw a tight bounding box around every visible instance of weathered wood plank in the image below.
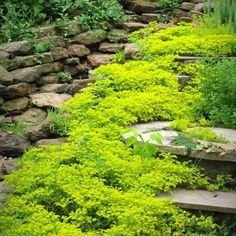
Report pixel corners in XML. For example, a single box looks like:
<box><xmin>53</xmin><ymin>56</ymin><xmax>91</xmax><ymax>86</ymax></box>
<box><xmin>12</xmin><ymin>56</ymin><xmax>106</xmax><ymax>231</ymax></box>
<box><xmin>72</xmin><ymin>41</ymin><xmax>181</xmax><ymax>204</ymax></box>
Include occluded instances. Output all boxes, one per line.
<box><xmin>159</xmin><ymin>189</ymin><xmax>236</xmax><ymax>214</ymax></box>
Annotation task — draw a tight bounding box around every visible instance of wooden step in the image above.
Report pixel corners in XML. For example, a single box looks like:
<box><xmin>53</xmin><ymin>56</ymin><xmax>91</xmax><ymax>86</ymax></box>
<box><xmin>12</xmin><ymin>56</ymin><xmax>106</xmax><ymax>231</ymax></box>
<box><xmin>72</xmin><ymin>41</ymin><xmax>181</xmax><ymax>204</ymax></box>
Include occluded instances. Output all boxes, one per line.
<box><xmin>159</xmin><ymin>189</ymin><xmax>236</xmax><ymax>214</ymax></box>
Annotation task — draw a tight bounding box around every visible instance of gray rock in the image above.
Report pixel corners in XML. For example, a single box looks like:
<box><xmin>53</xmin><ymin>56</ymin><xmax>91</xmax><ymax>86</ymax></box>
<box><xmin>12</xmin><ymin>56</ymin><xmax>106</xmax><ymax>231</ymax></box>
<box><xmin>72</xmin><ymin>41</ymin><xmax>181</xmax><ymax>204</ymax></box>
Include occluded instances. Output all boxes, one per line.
<box><xmin>0</xmin><ymin>65</ymin><xmax>13</xmax><ymax>85</ymax></box>
<box><xmin>122</xmin><ymin>22</ymin><xmax>148</xmax><ymax>32</ymax></box>
<box><xmin>1</xmin><ymin>97</ymin><xmax>30</xmax><ymax>113</ymax></box>
<box><xmin>3</xmin><ymin>83</ymin><xmax>36</xmax><ymax>100</ymax></box>
<box><xmin>51</xmin><ymin>47</ymin><xmax>69</xmax><ymax>61</ymax></box>
<box><xmin>32</xmin><ymin>25</ymin><xmax>56</xmax><ymax>38</ymax></box>
<box><xmin>87</xmin><ymin>53</ymin><xmax>114</xmax><ymax>68</ymax></box>
<box><xmin>31</xmin><ymin>92</ymin><xmax>71</xmax><ymax>108</ymax></box>
<box><xmin>10</xmin><ymin>63</ymin><xmax>61</xmax><ymax>84</ymax></box>
<box><xmin>0</xmin><ymin>158</ymin><xmax>18</xmax><ymax>180</ymax></box>
<box><xmin>123</xmin><ymin>14</ymin><xmax>141</xmax><ymax>23</ymax></box>
<box><xmin>27</xmin><ymin>116</ymin><xmax>52</xmax><ymax>141</ymax></box>
<box><xmin>35</xmin><ymin>137</ymin><xmax>67</xmax><ymax>147</ymax></box>
<box><xmin>99</xmin><ymin>42</ymin><xmax>124</xmax><ymax>53</ymax></box>
<box><xmin>39</xmin><ymin>83</ymin><xmax>69</xmax><ymax>93</ymax></box>
<box><xmin>0</xmin><ymin>131</ymin><xmax>30</xmax><ymax>157</ymax></box>
<box><xmin>141</xmin><ymin>13</ymin><xmax>160</xmax><ymax>23</ymax></box>
<box><xmin>124</xmin><ymin>43</ymin><xmax>140</xmax><ymax>59</ymax></box>
<box><xmin>36</xmin><ymin>74</ymin><xmax>58</xmax><ymax>85</ymax></box>
<box><xmin>13</xmin><ymin>108</ymin><xmax>47</xmax><ymax>127</ymax></box>
<box><xmin>72</xmin><ymin>29</ymin><xmax>107</xmax><ymax>45</ymax></box>
<box><xmin>7</xmin><ymin>52</ymin><xmax>54</xmax><ymax>70</ymax></box>
<box><xmin>181</xmin><ymin>2</ymin><xmax>196</xmax><ymax>11</ymax></box>
<box><xmin>61</xmin><ymin>20</ymin><xmax>84</xmax><ymax>36</ymax></box>
<box><xmin>107</xmin><ymin>29</ymin><xmax>128</xmax><ymax>43</ymax></box>
<box><xmin>127</xmin><ymin>0</ymin><xmax>159</xmax><ymax>13</ymax></box>
<box><xmin>0</xmin><ymin>84</ymin><xmax>7</xmax><ymax>94</ymax></box>
<box><xmin>63</xmin><ymin>58</ymin><xmax>80</xmax><ymax>65</ymax></box>
<box><xmin>64</xmin><ymin>62</ymin><xmax>90</xmax><ymax>76</ymax></box>
<box><xmin>68</xmin><ymin>44</ymin><xmax>90</xmax><ymax>57</ymax></box>
<box><xmin>37</xmin><ymin>36</ymin><xmax>65</xmax><ymax>48</ymax></box>
<box><xmin>0</xmin><ymin>40</ymin><xmax>32</xmax><ymax>55</ymax></box>
<box><xmin>68</xmin><ymin>79</ymin><xmax>93</xmax><ymax>94</ymax></box>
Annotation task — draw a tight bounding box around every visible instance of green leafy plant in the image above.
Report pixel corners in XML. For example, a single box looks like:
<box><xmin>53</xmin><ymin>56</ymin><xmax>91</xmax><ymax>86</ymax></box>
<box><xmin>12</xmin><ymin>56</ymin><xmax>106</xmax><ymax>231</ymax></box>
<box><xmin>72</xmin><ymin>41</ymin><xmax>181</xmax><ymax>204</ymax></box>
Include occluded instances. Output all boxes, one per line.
<box><xmin>159</xmin><ymin>0</ymin><xmax>182</xmax><ymax>12</ymax></box>
<box><xmin>125</xmin><ymin>128</ymin><xmax>163</xmax><ymax>158</ymax></box>
<box><xmin>57</xmin><ymin>71</ymin><xmax>73</xmax><ymax>83</ymax></box>
<box><xmin>171</xmin><ymin>134</ymin><xmax>198</xmax><ymax>149</ymax></box>
<box><xmin>112</xmin><ymin>50</ymin><xmax>126</xmax><ymax>64</ymax></box>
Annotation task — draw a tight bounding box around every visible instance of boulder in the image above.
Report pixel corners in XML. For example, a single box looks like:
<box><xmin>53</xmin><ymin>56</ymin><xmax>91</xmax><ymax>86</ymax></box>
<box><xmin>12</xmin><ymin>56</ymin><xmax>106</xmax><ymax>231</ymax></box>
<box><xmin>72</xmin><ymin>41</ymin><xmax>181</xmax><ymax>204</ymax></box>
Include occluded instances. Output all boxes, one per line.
<box><xmin>7</xmin><ymin>52</ymin><xmax>54</xmax><ymax>70</ymax></box>
<box><xmin>0</xmin><ymin>65</ymin><xmax>13</xmax><ymax>85</ymax></box>
<box><xmin>60</xmin><ymin>20</ymin><xmax>84</xmax><ymax>36</ymax></box>
<box><xmin>0</xmin><ymin>131</ymin><xmax>30</xmax><ymax>157</ymax></box>
<box><xmin>72</xmin><ymin>29</ymin><xmax>106</xmax><ymax>45</ymax></box>
<box><xmin>37</xmin><ymin>36</ymin><xmax>65</xmax><ymax>48</ymax></box>
<box><xmin>0</xmin><ymin>158</ymin><xmax>18</xmax><ymax>180</ymax></box>
<box><xmin>68</xmin><ymin>44</ymin><xmax>90</xmax><ymax>57</ymax></box>
<box><xmin>0</xmin><ymin>84</ymin><xmax>7</xmax><ymax>94</ymax></box>
<box><xmin>0</xmin><ymin>40</ymin><xmax>32</xmax><ymax>56</ymax></box>
<box><xmin>87</xmin><ymin>53</ymin><xmax>114</xmax><ymax>68</ymax></box>
<box><xmin>127</xmin><ymin>0</ymin><xmax>159</xmax><ymax>13</ymax></box>
<box><xmin>35</xmin><ymin>137</ymin><xmax>67</xmax><ymax>147</ymax></box>
<box><xmin>63</xmin><ymin>58</ymin><xmax>80</xmax><ymax>65</ymax></box>
<box><xmin>141</xmin><ymin>13</ymin><xmax>160</xmax><ymax>23</ymax></box>
<box><xmin>51</xmin><ymin>47</ymin><xmax>69</xmax><ymax>61</ymax></box>
<box><xmin>13</xmin><ymin>108</ymin><xmax>47</xmax><ymax>127</ymax></box>
<box><xmin>123</xmin><ymin>14</ymin><xmax>141</xmax><ymax>23</ymax></box>
<box><xmin>1</xmin><ymin>97</ymin><xmax>30</xmax><ymax>113</ymax></box>
<box><xmin>10</xmin><ymin>63</ymin><xmax>61</xmax><ymax>84</ymax></box>
<box><xmin>36</xmin><ymin>74</ymin><xmax>58</xmax><ymax>85</ymax></box>
<box><xmin>32</xmin><ymin>25</ymin><xmax>56</xmax><ymax>38</ymax></box>
<box><xmin>3</xmin><ymin>83</ymin><xmax>36</xmax><ymax>100</ymax></box>
<box><xmin>122</xmin><ymin>22</ymin><xmax>148</xmax><ymax>32</ymax></box>
<box><xmin>99</xmin><ymin>42</ymin><xmax>124</xmax><ymax>53</ymax></box>
<box><xmin>181</xmin><ymin>2</ymin><xmax>196</xmax><ymax>11</ymax></box>
<box><xmin>0</xmin><ymin>50</ymin><xmax>10</xmax><ymax>66</ymax></box>
<box><xmin>107</xmin><ymin>29</ymin><xmax>128</xmax><ymax>43</ymax></box>
<box><xmin>68</xmin><ymin>79</ymin><xmax>93</xmax><ymax>94</ymax></box>
<box><xmin>194</xmin><ymin>3</ymin><xmax>204</xmax><ymax>12</ymax></box>
<box><xmin>124</xmin><ymin>43</ymin><xmax>140</xmax><ymax>59</ymax></box>
<box><xmin>31</xmin><ymin>92</ymin><xmax>71</xmax><ymax>108</ymax></box>
<box><xmin>39</xmin><ymin>83</ymin><xmax>69</xmax><ymax>93</ymax></box>
<box><xmin>27</xmin><ymin>116</ymin><xmax>52</xmax><ymax>142</ymax></box>
<box><xmin>64</xmin><ymin>62</ymin><xmax>90</xmax><ymax>76</ymax></box>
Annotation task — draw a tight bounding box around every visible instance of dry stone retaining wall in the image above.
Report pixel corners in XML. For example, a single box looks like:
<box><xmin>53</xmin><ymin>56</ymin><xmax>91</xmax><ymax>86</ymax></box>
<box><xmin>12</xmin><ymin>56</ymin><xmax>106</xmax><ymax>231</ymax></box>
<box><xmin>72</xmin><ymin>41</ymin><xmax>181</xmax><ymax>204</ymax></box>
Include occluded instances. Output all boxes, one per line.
<box><xmin>0</xmin><ymin>0</ymin><xmax>204</xmax><ymax>158</ymax></box>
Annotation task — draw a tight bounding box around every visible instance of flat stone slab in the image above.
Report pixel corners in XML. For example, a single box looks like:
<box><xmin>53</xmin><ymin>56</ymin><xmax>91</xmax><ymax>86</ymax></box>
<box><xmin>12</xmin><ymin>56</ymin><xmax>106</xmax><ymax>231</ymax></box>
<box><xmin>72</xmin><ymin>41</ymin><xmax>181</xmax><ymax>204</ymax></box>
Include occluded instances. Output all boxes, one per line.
<box><xmin>125</xmin><ymin>121</ymin><xmax>236</xmax><ymax>162</ymax></box>
<box><xmin>159</xmin><ymin>189</ymin><xmax>236</xmax><ymax>214</ymax></box>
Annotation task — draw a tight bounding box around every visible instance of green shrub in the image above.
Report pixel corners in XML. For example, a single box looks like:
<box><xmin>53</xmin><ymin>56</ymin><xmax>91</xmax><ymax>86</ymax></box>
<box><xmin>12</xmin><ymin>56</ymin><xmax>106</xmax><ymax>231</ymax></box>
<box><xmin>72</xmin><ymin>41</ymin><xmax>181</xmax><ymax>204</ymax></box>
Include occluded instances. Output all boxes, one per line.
<box><xmin>58</xmin><ymin>71</ymin><xmax>73</xmax><ymax>83</ymax></box>
<box><xmin>195</xmin><ymin>59</ymin><xmax>236</xmax><ymax>129</ymax></box>
<box><xmin>0</xmin><ymin>0</ymin><xmax>124</xmax><ymax>43</ymax></box>
<box><xmin>159</xmin><ymin>0</ymin><xmax>182</xmax><ymax>12</ymax></box>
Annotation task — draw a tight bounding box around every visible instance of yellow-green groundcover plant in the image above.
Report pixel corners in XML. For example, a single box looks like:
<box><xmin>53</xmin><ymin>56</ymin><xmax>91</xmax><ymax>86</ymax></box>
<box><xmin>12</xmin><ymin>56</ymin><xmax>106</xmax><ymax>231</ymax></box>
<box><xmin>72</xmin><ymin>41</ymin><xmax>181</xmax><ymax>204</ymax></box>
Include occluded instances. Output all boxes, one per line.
<box><xmin>1</xmin><ymin>23</ymin><xmax>235</xmax><ymax>235</ymax></box>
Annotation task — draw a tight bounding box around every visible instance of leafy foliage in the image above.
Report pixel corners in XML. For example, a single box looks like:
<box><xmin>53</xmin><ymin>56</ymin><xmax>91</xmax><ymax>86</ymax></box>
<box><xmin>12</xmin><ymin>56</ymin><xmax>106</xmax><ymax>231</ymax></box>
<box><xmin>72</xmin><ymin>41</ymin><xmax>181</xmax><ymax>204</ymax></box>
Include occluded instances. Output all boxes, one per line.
<box><xmin>0</xmin><ymin>0</ymin><xmax>124</xmax><ymax>43</ymax></box>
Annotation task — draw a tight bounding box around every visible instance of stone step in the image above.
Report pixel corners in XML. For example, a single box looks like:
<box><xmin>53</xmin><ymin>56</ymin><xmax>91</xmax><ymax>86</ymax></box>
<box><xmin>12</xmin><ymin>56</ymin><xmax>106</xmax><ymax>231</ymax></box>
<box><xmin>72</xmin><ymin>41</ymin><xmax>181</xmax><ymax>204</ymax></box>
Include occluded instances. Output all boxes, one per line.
<box><xmin>159</xmin><ymin>189</ymin><xmax>236</xmax><ymax>214</ymax></box>
<box><xmin>175</xmin><ymin>56</ymin><xmax>236</xmax><ymax>63</ymax></box>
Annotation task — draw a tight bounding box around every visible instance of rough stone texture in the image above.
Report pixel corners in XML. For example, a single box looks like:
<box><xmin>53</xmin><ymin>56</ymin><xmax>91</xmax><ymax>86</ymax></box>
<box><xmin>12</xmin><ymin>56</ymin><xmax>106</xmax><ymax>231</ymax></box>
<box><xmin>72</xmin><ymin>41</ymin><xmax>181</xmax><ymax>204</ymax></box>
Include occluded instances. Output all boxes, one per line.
<box><xmin>13</xmin><ymin>108</ymin><xmax>47</xmax><ymax>127</ymax></box>
<box><xmin>72</xmin><ymin>29</ymin><xmax>106</xmax><ymax>45</ymax></box>
<box><xmin>62</xmin><ymin>20</ymin><xmax>85</xmax><ymax>36</ymax></box>
<box><xmin>123</xmin><ymin>22</ymin><xmax>148</xmax><ymax>32</ymax></box>
<box><xmin>63</xmin><ymin>58</ymin><xmax>80</xmax><ymax>65</ymax></box>
<box><xmin>39</xmin><ymin>83</ymin><xmax>69</xmax><ymax>93</ymax></box>
<box><xmin>32</xmin><ymin>25</ymin><xmax>56</xmax><ymax>38</ymax></box>
<box><xmin>0</xmin><ymin>158</ymin><xmax>18</xmax><ymax>180</ymax></box>
<box><xmin>68</xmin><ymin>44</ymin><xmax>90</xmax><ymax>57</ymax></box>
<box><xmin>0</xmin><ymin>65</ymin><xmax>13</xmax><ymax>85</ymax></box>
<box><xmin>3</xmin><ymin>83</ymin><xmax>37</xmax><ymax>100</ymax></box>
<box><xmin>0</xmin><ymin>131</ymin><xmax>30</xmax><ymax>157</ymax></box>
<box><xmin>127</xmin><ymin>0</ymin><xmax>159</xmax><ymax>13</ymax></box>
<box><xmin>64</xmin><ymin>63</ymin><xmax>89</xmax><ymax>76</ymax></box>
<box><xmin>1</xmin><ymin>97</ymin><xmax>30</xmax><ymax>113</ymax></box>
<box><xmin>141</xmin><ymin>13</ymin><xmax>160</xmax><ymax>23</ymax></box>
<box><xmin>0</xmin><ymin>40</ymin><xmax>32</xmax><ymax>56</ymax></box>
<box><xmin>123</xmin><ymin>14</ymin><xmax>142</xmax><ymax>23</ymax></box>
<box><xmin>37</xmin><ymin>36</ymin><xmax>65</xmax><ymax>48</ymax></box>
<box><xmin>194</xmin><ymin>3</ymin><xmax>204</xmax><ymax>12</ymax></box>
<box><xmin>124</xmin><ymin>43</ymin><xmax>140</xmax><ymax>59</ymax></box>
<box><xmin>0</xmin><ymin>181</ymin><xmax>13</xmax><ymax>207</ymax></box>
<box><xmin>181</xmin><ymin>2</ymin><xmax>196</xmax><ymax>11</ymax></box>
<box><xmin>190</xmin><ymin>142</ymin><xmax>236</xmax><ymax>163</ymax></box>
<box><xmin>36</xmin><ymin>74</ymin><xmax>58</xmax><ymax>85</ymax></box>
<box><xmin>8</xmin><ymin>52</ymin><xmax>54</xmax><ymax>70</ymax></box>
<box><xmin>180</xmin><ymin>17</ymin><xmax>192</xmax><ymax>23</ymax></box>
<box><xmin>27</xmin><ymin>116</ymin><xmax>52</xmax><ymax>142</ymax></box>
<box><xmin>107</xmin><ymin>29</ymin><xmax>128</xmax><ymax>43</ymax></box>
<box><xmin>51</xmin><ymin>47</ymin><xmax>69</xmax><ymax>61</ymax></box>
<box><xmin>68</xmin><ymin>79</ymin><xmax>93</xmax><ymax>94</ymax></box>
<box><xmin>10</xmin><ymin>63</ymin><xmax>61</xmax><ymax>84</ymax></box>
<box><xmin>31</xmin><ymin>92</ymin><xmax>71</xmax><ymax>108</ymax></box>
<box><xmin>0</xmin><ymin>84</ymin><xmax>7</xmax><ymax>94</ymax></box>
<box><xmin>99</xmin><ymin>42</ymin><xmax>124</xmax><ymax>53</ymax></box>
<box><xmin>35</xmin><ymin>137</ymin><xmax>67</xmax><ymax>147</ymax></box>
<box><xmin>212</xmin><ymin>128</ymin><xmax>236</xmax><ymax>143</ymax></box>
<box><xmin>87</xmin><ymin>53</ymin><xmax>114</xmax><ymax>68</ymax></box>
